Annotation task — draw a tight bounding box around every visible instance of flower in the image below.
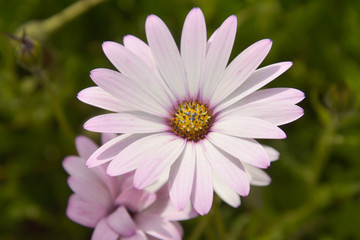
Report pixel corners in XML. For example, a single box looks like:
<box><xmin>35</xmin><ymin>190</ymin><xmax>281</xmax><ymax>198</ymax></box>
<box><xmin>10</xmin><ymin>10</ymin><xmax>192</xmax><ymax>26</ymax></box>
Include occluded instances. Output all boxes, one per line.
<box><xmin>63</xmin><ymin>134</ymin><xmax>196</xmax><ymax>240</ymax></box>
<box><xmin>78</xmin><ymin>8</ymin><xmax>304</xmax><ymax>215</ymax></box>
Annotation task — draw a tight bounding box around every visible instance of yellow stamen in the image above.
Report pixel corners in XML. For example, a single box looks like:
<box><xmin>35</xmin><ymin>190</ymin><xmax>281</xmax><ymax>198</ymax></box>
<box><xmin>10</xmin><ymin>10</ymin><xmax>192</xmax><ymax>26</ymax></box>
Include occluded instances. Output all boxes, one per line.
<box><xmin>170</xmin><ymin>100</ymin><xmax>214</xmax><ymax>141</ymax></box>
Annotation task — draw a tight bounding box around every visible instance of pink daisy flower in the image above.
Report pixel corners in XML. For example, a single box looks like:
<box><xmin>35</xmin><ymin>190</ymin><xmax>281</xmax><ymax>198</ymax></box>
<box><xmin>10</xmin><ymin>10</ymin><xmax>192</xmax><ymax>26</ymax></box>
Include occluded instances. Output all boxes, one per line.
<box><xmin>78</xmin><ymin>8</ymin><xmax>304</xmax><ymax>215</ymax></box>
<box><xmin>63</xmin><ymin>134</ymin><xmax>196</xmax><ymax>240</ymax></box>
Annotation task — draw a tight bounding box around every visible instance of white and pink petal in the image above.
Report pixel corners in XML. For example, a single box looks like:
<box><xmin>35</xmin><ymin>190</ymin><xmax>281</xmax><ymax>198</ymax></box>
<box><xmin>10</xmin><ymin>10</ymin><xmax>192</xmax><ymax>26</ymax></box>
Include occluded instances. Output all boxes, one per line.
<box><xmin>181</xmin><ymin>7</ymin><xmax>207</xmax><ymax>99</ymax></box>
<box><xmin>168</xmin><ymin>142</ymin><xmax>195</xmax><ymax>211</ymax></box>
<box><xmin>191</xmin><ymin>144</ymin><xmax>213</xmax><ymax>215</ymax></box>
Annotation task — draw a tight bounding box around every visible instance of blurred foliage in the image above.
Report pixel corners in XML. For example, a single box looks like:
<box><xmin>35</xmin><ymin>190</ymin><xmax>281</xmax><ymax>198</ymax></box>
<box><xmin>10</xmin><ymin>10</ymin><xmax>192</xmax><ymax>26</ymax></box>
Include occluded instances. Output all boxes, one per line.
<box><xmin>0</xmin><ymin>0</ymin><xmax>360</xmax><ymax>239</ymax></box>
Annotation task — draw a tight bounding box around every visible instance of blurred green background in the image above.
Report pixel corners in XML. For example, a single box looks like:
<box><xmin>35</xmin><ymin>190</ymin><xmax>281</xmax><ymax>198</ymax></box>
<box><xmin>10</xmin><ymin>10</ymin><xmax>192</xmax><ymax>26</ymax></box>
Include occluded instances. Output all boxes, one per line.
<box><xmin>1</xmin><ymin>0</ymin><xmax>360</xmax><ymax>239</ymax></box>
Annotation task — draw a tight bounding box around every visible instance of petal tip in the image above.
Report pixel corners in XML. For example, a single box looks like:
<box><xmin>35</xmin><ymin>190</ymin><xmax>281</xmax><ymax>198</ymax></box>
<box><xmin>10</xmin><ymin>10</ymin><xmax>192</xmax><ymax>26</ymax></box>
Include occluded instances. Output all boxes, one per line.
<box><xmin>85</xmin><ymin>160</ymin><xmax>95</xmax><ymax>168</ymax></box>
<box><xmin>146</xmin><ymin>14</ymin><xmax>160</xmax><ymax>24</ymax></box>
<box><xmin>279</xmin><ymin>130</ymin><xmax>287</xmax><ymax>139</ymax></box>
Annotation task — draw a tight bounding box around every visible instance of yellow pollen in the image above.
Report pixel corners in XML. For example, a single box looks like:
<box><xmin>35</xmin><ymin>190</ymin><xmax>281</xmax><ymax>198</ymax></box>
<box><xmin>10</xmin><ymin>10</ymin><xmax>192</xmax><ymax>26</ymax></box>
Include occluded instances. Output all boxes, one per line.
<box><xmin>170</xmin><ymin>100</ymin><xmax>214</xmax><ymax>141</ymax></box>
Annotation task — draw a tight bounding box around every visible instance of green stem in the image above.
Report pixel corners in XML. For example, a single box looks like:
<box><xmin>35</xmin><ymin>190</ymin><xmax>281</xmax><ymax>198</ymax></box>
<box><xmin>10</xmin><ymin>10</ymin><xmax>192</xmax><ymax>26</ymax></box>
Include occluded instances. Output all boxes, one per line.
<box><xmin>33</xmin><ymin>68</ymin><xmax>74</xmax><ymax>141</ymax></box>
<box><xmin>17</xmin><ymin>0</ymin><xmax>108</xmax><ymax>40</ymax></box>
<box><xmin>311</xmin><ymin>121</ymin><xmax>336</xmax><ymax>185</ymax></box>
<box><xmin>212</xmin><ymin>198</ymin><xmax>227</xmax><ymax>240</ymax></box>
<box><xmin>187</xmin><ymin>214</ymin><xmax>211</xmax><ymax>240</ymax></box>
<box><xmin>255</xmin><ymin>182</ymin><xmax>360</xmax><ymax>240</ymax></box>
<box><xmin>309</xmin><ymin>88</ymin><xmax>337</xmax><ymax>186</ymax></box>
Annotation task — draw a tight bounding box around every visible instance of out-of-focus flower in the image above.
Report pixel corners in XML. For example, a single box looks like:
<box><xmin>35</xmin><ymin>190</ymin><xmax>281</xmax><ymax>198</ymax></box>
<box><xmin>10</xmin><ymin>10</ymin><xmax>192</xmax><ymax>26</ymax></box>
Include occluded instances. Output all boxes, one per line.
<box><xmin>78</xmin><ymin>8</ymin><xmax>304</xmax><ymax>215</ymax></box>
<box><xmin>63</xmin><ymin>134</ymin><xmax>196</xmax><ymax>240</ymax></box>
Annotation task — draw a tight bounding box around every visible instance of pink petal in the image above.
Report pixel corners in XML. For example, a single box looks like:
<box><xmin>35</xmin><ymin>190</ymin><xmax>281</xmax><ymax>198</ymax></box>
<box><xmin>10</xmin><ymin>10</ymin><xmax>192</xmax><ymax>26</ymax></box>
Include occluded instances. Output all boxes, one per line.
<box><xmin>66</xmin><ymin>194</ymin><xmax>107</xmax><ymax>228</ymax></box>
<box><xmin>168</xmin><ymin>142</ymin><xmax>195</xmax><ymax>211</ymax></box>
<box><xmin>212</xmin><ymin>116</ymin><xmax>286</xmax><ymax>139</ymax></box>
<box><xmin>106</xmin><ymin>206</ymin><xmax>137</xmax><ymax>237</ymax></box>
<box><xmin>206</xmin><ymin>131</ymin><xmax>270</xmax><ymax>168</ymax></box>
<box><xmin>181</xmin><ymin>8</ymin><xmax>207</xmax><ymax>99</ymax></box>
<box><xmin>77</xmin><ymin>86</ymin><xmax>133</xmax><ymax>112</ymax></box>
<box><xmin>215</xmin><ymin>61</ymin><xmax>293</xmax><ymax>113</ymax></box>
<box><xmin>84</xmin><ymin>112</ymin><xmax>168</xmax><ymax>133</ymax></box>
<box><xmin>90</xmin><ymin>68</ymin><xmax>168</xmax><ymax>117</ymax></box>
<box><xmin>209</xmin><ymin>39</ymin><xmax>272</xmax><ymax>106</ymax></box>
<box><xmin>191</xmin><ymin>144</ymin><xmax>213</xmax><ymax>215</ymax></box>
<box><xmin>107</xmin><ymin>133</ymin><xmax>177</xmax><ymax>176</ymax></box>
<box><xmin>202</xmin><ymin>140</ymin><xmax>250</xmax><ymax>196</ymax></box>
<box><xmin>212</xmin><ymin>171</ymin><xmax>241</xmax><ymax>208</ymax></box>
<box><xmin>146</xmin><ymin>14</ymin><xmax>187</xmax><ymax>101</ymax></box>
<box><xmin>134</xmin><ymin>136</ymin><xmax>186</xmax><ymax>189</ymax></box>
<box><xmin>122</xmin><ymin>230</ymin><xmax>147</xmax><ymax>240</ymax></box>
<box><xmin>116</xmin><ymin>186</ymin><xmax>156</xmax><ymax>213</ymax></box>
<box><xmin>92</xmin><ymin>219</ymin><xmax>118</xmax><ymax>240</ymax></box>
<box><xmin>67</xmin><ymin>177</ymin><xmax>112</xmax><ymax>207</ymax></box>
<box><xmin>135</xmin><ymin>213</ymin><xmax>182</xmax><ymax>240</ymax></box>
<box><xmin>243</xmin><ymin>163</ymin><xmax>271</xmax><ymax>186</ymax></box>
<box><xmin>200</xmin><ymin>15</ymin><xmax>237</xmax><ymax>101</ymax></box>
<box><xmin>75</xmin><ymin>135</ymin><xmax>98</xmax><ymax>159</ymax></box>
<box><xmin>146</xmin><ymin>185</ymin><xmax>198</xmax><ymax>221</ymax></box>
<box><xmin>101</xmin><ymin>133</ymin><xmax>117</xmax><ymax>144</ymax></box>
<box><xmin>63</xmin><ymin>156</ymin><xmax>96</xmax><ymax>180</ymax></box>
<box><xmin>102</xmin><ymin>42</ymin><xmax>175</xmax><ymax>110</ymax></box>
<box><xmin>63</xmin><ymin>153</ymin><xmax>120</xmax><ymax>200</ymax></box>
<box><xmin>87</xmin><ymin>134</ymin><xmax>146</xmax><ymax>168</ymax></box>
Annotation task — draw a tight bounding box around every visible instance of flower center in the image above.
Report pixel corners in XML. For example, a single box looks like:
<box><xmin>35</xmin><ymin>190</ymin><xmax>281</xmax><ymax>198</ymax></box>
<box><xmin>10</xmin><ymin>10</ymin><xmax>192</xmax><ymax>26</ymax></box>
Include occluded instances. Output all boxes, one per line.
<box><xmin>170</xmin><ymin>100</ymin><xmax>214</xmax><ymax>141</ymax></box>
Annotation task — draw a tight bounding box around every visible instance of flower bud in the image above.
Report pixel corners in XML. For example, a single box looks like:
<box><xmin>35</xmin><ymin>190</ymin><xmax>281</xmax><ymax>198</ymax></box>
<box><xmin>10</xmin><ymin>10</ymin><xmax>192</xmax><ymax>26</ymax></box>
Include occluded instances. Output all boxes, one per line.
<box><xmin>324</xmin><ymin>82</ymin><xmax>355</xmax><ymax>115</ymax></box>
<box><xmin>6</xmin><ymin>31</ymin><xmax>43</xmax><ymax>72</ymax></box>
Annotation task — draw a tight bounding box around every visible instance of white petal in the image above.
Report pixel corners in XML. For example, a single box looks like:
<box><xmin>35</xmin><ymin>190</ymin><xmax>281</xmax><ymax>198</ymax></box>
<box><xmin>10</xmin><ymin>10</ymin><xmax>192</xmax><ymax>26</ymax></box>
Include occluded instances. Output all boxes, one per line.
<box><xmin>191</xmin><ymin>144</ymin><xmax>213</xmax><ymax>215</ymax></box>
<box><xmin>84</xmin><ymin>112</ymin><xmax>168</xmax><ymax>133</ymax></box>
<box><xmin>215</xmin><ymin>62</ymin><xmax>293</xmax><ymax>113</ymax></box>
<box><xmin>223</xmin><ymin>103</ymin><xmax>304</xmax><ymax>126</ymax></box>
<box><xmin>212</xmin><ymin>171</ymin><xmax>241</xmax><ymax>208</ymax></box>
<box><xmin>87</xmin><ymin>134</ymin><xmax>146</xmax><ymax>168</ymax></box>
<box><xmin>206</xmin><ymin>132</ymin><xmax>270</xmax><ymax>168</ymax></box>
<box><xmin>169</xmin><ymin>142</ymin><xmax>195</xmax><ymax>210</ymax></box>
<box><xmin>146</xmin><ymin>14</ymin><xmax>187</xmax><ymax>100</ymax></box>
<box><xmin>263</xmin><ymin>145</ymin><xmax>280</xmax><ymax>162</ymax></box>
<box><xmin>107</xmin><ymin>133</ymin><xmax>181</xmax><ymax>177</ymax></box>
<box><xmin>243</xmin><ymin>163</ymin><xmax>271</xmax><ymax>186</ymax></box>
<box><xmin>212</xmin><ymin>116</ymin><xmax>286</xmax><ymax>139</ymax></box>
<box><xmin>145</xmin><ymin>168</ymin><xmax>170</xmax><ymax>193</ymax></box>
<box><xmin>77</xmin><ymin>86</ymin><xmax>133</xmax><ymax>112</ymax></box>
<box><xmin>102</xmin><ymin>41</ymin><xmax>175</xmax><ymax>110</ymax></box>
<box><xmin>90</xmin><ymin>68</ymin><xmax>168</xmax><ymax>117</ymax></box>
<box><xmin>134</xmin><ymin>136</ymin><xmax>186</xmax><ymax>189</ymax></box>
<box><xmin>235</xmin><ymin>88</ymin><xmax>305</xmax><ymax>106</ymax></box>
<box><xmin>181</xmin><ymin>8</ymin><xmax>207</xmax><ymax>99</ymax></box>
<box><xmin>123</xmin><ymin>34</ymin><xmax>157</xmax><ymax>69</ymax></box>
<box><xmin>202</xmin><ymin>140</ymin><xmax>250</xmax><ymax>196</ymax></box>
<box><xmin>200</xmin><ymin>15</ymin><xmax>237</xmax><ymax>101</ymax></box>
<box><xmin>209</xmin><ymin>39</ymin><xmax>272</xmax><ymax>106</ymax></box>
